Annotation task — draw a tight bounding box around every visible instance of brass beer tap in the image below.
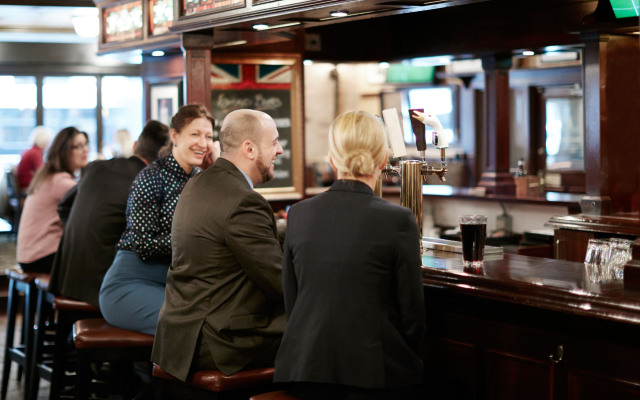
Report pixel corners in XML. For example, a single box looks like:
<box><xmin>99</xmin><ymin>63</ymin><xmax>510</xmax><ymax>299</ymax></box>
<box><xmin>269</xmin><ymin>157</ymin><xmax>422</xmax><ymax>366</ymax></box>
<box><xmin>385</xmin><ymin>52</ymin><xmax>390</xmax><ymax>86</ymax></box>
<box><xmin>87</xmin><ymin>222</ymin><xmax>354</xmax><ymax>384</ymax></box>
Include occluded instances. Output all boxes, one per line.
<box><xmin>381</xmin><ymin>109</ymin><xmax>449</xmax><ymax>251</ymax></box>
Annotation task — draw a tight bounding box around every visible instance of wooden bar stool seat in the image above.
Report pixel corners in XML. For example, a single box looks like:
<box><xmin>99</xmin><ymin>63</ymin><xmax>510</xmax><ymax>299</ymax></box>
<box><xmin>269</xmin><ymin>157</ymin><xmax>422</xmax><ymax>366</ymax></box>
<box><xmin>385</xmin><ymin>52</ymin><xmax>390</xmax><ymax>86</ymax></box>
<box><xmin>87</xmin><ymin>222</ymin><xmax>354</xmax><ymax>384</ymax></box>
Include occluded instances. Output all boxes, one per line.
<box><xmin>152</xmin><ymin>363</ymin><xmax>276</xmax><ymax>399</ymax></box>
<box><xmin>73</xmin><ymin>318</ymin><xmax>154</xmax><ymax>400</ymax></box>
<box><xmin>250</xmin><ymin>390</ymin><xmax>301</xmax><ymax>400</ymax></box>
<box><xmin>28</xmin><ymin>276</ymin><xmax>102</xmax><ymax>400</ymax></box>
<box><xmin>1</xmin><ymin>268</ymin><xmax>48</xmax><ymax>400</ymax></box>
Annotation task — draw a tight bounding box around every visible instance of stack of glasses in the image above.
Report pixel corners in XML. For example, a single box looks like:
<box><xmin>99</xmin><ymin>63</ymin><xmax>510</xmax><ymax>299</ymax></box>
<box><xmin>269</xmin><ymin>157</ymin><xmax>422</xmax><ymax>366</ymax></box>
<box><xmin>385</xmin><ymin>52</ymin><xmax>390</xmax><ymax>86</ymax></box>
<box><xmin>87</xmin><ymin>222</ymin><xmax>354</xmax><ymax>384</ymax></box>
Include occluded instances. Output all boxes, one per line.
<box><xmin>584</xmin><ymin>238</ymin><xmax>633</xmax><ymax>283</ymax></box>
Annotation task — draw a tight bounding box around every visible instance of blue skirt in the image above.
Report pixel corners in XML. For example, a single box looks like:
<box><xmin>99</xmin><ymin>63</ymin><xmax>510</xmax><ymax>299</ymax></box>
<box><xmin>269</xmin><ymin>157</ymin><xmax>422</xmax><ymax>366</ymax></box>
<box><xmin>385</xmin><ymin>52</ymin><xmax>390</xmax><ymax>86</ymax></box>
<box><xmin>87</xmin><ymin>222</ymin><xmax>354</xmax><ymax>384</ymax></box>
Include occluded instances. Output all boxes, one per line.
<box><xmin>99</xmin><ymin>249</ymin><xmax>169</xmax><ymax>335</ymax></box>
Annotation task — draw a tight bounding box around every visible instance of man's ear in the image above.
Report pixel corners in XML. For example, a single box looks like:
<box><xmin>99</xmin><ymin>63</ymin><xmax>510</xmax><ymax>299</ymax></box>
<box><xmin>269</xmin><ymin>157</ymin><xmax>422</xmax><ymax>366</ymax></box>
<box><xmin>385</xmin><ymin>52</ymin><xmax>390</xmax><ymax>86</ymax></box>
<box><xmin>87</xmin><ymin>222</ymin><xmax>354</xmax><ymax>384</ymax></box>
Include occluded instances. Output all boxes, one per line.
<box><xmin>242</xmin><ymin>140</ymin><xmax>255</xmax><ymax>160</ymax></box>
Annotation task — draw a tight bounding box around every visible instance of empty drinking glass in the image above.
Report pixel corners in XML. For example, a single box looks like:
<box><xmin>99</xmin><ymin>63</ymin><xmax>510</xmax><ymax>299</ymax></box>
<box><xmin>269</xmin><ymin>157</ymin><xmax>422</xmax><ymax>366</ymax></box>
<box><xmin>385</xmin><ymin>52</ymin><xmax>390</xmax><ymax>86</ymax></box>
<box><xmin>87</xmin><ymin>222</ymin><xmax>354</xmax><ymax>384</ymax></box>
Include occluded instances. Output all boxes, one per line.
<box><xmin>607</xmin><ymin>238</ymin><xmax>633</xmax><ymax>280</ymax></box>
<box><xmin>584</xmin><ymin>239</ymin><xmax>611</xmax><ymax>283</ymax></box>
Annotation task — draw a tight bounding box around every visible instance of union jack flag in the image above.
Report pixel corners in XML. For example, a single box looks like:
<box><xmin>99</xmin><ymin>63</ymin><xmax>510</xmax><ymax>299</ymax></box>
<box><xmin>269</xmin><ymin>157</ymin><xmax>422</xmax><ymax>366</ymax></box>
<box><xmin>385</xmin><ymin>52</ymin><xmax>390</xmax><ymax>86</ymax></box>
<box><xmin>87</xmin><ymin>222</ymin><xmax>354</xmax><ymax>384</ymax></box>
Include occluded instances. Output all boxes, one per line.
<box><xmin>211</xmin><ymin>64</ymin><xmax>291</xmax><ymax>90</ymax></box>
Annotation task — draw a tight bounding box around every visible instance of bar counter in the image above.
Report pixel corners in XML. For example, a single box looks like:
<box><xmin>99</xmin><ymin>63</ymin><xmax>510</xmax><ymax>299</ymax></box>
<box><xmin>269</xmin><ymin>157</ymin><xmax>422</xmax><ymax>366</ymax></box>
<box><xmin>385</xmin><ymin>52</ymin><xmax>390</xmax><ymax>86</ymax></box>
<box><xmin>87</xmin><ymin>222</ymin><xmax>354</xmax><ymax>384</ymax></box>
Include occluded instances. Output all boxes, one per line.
<box><xmin>421</xmin><ymin>250</ymin><xmax>640</xmax><ymax>399</ymax></box>
<box><xmin>422</xmin><ymin>251</ymin><xmax>640</xmax><ymax>326</ymax></box>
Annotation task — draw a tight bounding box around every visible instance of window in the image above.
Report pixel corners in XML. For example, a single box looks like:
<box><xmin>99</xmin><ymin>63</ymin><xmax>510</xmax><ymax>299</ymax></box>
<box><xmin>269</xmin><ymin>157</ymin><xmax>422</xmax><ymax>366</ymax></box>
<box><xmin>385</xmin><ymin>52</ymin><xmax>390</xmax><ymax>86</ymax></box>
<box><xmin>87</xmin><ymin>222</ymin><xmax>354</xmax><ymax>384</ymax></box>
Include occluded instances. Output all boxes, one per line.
<box><xmin>102</xmin><ymin>76</ymin><xmax>143</xmax><ymax>158</ymax></box>
<box><xmin>43</xmin><ymin>76</ymin><xmax>98</xmax><ymax>157</ymax></box>
<box><xmin>0</xmin><ymin>76</ymin><xmax>37</xmax><ymax>165</ymax></box>
<box><xmin>401</xmin><ymin>86</ymin><xmax>457</xmax><ymax>145</ymax></box>
<box><xmin>532</xmin><ymin>84</ymin><xmax>585</xmax><ymax>193</ymax></box>
<box><xmin>545</xmin><ymin>96</ymin><xmax>584</xmax><ymax>170</ymax></box>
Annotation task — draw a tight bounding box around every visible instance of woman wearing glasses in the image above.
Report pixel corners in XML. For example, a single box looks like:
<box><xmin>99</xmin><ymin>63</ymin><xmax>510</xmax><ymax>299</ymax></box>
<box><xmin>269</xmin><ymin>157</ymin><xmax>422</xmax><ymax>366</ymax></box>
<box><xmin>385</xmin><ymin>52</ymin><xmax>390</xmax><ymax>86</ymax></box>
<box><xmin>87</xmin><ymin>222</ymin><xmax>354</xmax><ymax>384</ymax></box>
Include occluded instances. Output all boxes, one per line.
<box><xmin>17</xmin><ymin>126</ymin><xmax>89</xmax><ymax>273</ymax></box>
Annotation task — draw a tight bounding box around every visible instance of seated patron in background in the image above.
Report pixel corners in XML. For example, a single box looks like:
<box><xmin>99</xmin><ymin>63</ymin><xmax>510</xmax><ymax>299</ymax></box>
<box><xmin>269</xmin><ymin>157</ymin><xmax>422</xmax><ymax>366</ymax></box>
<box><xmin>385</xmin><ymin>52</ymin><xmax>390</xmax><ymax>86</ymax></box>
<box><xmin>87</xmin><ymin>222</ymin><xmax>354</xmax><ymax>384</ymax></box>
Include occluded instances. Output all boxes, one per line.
<box><xmin>274</xmin><ymin>111</ymin><xmax>426</xmax><ymax>399</ymax></box>
<box><xmin>48</xmin><ymin>120</ymin><xmax>170</xmax><ymax>307</ymax></box>
<box><xmin>17</xmin><ymin>127</ymin><xmax>89</xmax><ymax>273</ymax></box>
<box><xmin>99</xmin><ymin>104</ymin><xmax>214</xmax><ymax>335</ymax></box>
<box><xmin>152</xmin><ymin>109</ymin><xmax>285</xmax><ymax>381</ymax></box>
<box><xmin>16</xmin><ymin>125</ymin><xmax>52</xmax><ymax>193</ymax></box>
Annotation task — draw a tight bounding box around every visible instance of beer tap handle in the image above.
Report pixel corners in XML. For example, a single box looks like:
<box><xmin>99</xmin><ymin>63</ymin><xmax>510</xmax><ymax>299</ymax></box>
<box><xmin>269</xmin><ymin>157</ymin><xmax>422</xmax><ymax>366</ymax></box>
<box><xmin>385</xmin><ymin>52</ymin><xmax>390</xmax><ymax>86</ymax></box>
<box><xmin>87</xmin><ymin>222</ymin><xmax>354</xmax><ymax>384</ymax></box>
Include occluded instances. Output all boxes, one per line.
<box><xmin>408</xmin><ymin>109</ymin><xmax>427</xmax><ymax>158</ymax></box>
<box><xmin>412</xmin><ymin>110</ymin><xmax>449</xmax><ymax>149</ymax></box>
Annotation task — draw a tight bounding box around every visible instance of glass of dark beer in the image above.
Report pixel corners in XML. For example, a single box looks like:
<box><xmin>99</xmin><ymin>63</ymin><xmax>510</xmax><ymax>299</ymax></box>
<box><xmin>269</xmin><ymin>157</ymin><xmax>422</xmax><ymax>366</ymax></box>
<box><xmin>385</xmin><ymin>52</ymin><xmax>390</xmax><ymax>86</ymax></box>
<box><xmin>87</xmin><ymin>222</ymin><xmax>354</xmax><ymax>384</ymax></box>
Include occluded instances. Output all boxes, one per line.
<box><xmin>459</xmin><ymin>215</ymin><xmax>487</xmax><ymax>269</ymax></box>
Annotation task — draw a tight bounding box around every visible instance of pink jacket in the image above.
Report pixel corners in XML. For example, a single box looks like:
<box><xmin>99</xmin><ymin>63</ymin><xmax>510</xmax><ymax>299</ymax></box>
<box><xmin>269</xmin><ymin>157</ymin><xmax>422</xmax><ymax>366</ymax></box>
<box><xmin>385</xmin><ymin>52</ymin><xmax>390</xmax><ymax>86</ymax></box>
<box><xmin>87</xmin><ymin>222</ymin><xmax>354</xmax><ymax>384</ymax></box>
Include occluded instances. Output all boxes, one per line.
<box><xmin>17</xmin><ymin>172</ymin><xmax>77</xmax><ymax>264</ymax></box>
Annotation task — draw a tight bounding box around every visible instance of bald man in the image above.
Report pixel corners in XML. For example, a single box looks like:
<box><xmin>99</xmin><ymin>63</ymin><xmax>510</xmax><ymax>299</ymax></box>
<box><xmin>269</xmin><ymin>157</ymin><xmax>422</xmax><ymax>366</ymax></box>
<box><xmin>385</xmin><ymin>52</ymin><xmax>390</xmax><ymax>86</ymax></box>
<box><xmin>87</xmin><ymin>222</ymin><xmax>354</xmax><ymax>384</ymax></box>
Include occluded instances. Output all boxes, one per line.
<box><xmin>152</xmin><ymin>109</ymin><xmax>285</xmax><ymax>381</ymax></box>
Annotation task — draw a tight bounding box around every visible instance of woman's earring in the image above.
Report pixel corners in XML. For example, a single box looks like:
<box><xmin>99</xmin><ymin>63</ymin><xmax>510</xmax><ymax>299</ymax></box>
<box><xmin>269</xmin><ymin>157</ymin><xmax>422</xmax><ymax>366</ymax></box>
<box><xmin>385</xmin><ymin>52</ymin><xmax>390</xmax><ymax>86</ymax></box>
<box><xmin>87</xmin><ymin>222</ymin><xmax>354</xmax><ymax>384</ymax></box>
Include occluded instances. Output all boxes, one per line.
<box><xmin>174</xmin><ymin>144</ymin><xmax>177</xmax><ymax>148</ymax></box>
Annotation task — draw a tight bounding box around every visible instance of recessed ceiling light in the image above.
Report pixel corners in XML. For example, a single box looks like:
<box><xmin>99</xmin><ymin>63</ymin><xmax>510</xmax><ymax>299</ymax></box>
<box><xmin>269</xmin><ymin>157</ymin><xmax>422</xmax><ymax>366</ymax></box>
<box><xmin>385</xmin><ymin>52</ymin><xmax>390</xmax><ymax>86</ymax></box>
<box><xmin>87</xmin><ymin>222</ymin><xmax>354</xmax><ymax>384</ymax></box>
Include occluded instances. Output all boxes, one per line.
<box><xmin>522</xmin><ymin>50</ymin><xmax>535</xmax><ymax>56</ymax></box>
<box><xmin>151</xmin><ymin>50</ymin><xmax>165</xmax><ymax>57</ymax></box>
<box><xmin>252</xmin><ymin>22</ymin><xmax>300</xmax><ymax>31</ymax></box>
<box><xmin>330</xmin><ymin>11</ymin><xmax>348</xmax><ymax>17</ymax></box>
<box><xmin>303</xmin><ymin>59</ymin><xmax>313</xmax><ymax>66</ymax></box>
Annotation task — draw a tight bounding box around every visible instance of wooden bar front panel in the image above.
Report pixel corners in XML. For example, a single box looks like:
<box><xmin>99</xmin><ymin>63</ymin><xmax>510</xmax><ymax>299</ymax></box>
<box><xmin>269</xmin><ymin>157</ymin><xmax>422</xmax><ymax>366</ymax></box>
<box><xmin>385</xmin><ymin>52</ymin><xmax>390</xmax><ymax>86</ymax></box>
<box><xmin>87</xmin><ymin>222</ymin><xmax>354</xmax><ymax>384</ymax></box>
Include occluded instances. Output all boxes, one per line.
<box><xmin>422</xmin><ymin>253</ymin><xmax>640</xmax><ymax>399</ymax></box>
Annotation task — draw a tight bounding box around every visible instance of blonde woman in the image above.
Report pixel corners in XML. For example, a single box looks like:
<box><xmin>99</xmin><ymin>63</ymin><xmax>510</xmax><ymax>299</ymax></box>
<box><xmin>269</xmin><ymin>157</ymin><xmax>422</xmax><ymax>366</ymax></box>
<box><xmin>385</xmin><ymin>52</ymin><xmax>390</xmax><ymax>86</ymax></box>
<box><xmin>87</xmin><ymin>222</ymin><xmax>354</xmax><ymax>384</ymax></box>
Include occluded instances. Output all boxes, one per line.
<box><xmin>274</xmin><ymin>110</ymin><xmax>425</xmax><ymax>399</ymax></box>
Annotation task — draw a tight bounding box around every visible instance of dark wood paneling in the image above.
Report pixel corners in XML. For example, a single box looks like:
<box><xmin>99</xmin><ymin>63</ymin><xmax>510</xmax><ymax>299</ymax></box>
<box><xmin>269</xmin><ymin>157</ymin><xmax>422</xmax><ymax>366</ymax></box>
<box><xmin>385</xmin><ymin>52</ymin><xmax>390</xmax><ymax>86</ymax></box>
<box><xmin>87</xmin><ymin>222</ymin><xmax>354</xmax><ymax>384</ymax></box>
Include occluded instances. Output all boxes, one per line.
<box><xmin>478</xmin><ymin>55</ymin><xmax>516</xmax><ymax>195</ymax></box>
<box><xmin>422</xmin><ymin>256</ymin><xmax>640</xmax><ymax>400</ymax></box>
<box><xmin>486</xmin><ymin>353</ymin><xmax>553</xmax><ymax>400</ymax></box>
<box><xmin>582</xmin><ymin>33</ymin><xmax>640</xmax><ymax>215</ymax></box>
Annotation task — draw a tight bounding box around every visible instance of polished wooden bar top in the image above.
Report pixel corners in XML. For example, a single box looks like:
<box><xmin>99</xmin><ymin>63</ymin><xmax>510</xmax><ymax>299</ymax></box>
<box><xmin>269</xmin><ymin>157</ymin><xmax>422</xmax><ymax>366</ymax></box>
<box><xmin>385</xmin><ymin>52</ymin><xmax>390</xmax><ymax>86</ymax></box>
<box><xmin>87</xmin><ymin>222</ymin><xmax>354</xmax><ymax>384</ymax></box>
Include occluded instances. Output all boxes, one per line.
<box><xmin>422</xmin><ymin>251</ymin><xmax>640</xmax><ymax>326</ymax></box>
<box><xmin>547</xmin><ymin>213</ymin><xmax>640</xmax><ymax>236</ymax></box>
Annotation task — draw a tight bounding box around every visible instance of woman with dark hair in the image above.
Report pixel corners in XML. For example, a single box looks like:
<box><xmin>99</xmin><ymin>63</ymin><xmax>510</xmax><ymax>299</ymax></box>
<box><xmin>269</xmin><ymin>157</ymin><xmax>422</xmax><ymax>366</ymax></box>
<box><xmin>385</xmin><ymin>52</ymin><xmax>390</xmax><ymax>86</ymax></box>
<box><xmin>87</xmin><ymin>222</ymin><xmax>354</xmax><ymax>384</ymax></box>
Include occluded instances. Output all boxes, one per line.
<box><xmin>99</xmin><ymin>104</ymin><xmax>215</xmax><ymax>335</ymax></box>
<box><xmin>17</xmin><ymin>126</ymin><xmax>89</xmax><ymax>273</ymax></box>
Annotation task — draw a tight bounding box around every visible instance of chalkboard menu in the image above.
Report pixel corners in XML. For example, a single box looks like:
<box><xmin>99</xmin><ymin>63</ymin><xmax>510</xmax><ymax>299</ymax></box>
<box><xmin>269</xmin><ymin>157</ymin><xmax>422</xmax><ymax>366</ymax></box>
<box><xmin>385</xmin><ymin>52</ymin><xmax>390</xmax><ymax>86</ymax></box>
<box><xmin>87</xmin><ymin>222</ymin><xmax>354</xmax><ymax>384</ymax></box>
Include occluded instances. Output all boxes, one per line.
<box><xmin>210</xmin><ymin>89</ymin><xmax>294</xmax><ymax>191</ymax></box>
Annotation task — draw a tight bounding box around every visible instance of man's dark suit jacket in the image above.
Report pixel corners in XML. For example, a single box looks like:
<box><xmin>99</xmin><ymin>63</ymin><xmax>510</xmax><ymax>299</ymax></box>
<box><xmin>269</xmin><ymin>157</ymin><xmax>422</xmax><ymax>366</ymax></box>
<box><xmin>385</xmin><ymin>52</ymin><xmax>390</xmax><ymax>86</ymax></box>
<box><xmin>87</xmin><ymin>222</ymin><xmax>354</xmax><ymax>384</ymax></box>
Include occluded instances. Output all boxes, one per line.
<box><xmin>274</xmin><ymin>179</ymin><xmax>425</xmax><ymax>389</ymax></box>
<box><xmin>152</xmin><ymin>157</ymin><xmax>285</xmax><ymax>381</ymax></box>
<box><xmin>49</xmin><ymin>156</ymin><xmax>147</xmax><ymax>306</ymax></box>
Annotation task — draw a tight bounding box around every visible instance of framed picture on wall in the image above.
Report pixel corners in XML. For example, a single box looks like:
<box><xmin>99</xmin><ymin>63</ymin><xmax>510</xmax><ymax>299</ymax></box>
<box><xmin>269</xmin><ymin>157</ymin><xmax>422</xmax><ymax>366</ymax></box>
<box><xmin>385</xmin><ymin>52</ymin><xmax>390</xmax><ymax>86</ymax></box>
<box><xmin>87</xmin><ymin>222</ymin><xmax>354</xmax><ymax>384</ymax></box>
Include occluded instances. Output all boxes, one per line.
<box><xmin>210</xmin><ymin>54</ymin><xmax>304</xmax><ymax>200</ymax></box>
<box><xmin>149</xmin><ymin>81</ymin><xmax>181</xmax><ymax>126</ymax></box>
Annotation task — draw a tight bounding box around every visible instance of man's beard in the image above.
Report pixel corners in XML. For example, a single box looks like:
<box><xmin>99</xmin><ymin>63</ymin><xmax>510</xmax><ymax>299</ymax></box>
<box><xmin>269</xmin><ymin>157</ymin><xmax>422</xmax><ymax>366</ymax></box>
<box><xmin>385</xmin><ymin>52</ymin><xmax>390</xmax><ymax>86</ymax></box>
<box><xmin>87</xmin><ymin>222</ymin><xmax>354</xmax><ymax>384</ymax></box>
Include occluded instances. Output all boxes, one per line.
<box><xmin>256</xmin><ymin>156</ymin><xmax>274</xmax><ymax>183</ymax></box>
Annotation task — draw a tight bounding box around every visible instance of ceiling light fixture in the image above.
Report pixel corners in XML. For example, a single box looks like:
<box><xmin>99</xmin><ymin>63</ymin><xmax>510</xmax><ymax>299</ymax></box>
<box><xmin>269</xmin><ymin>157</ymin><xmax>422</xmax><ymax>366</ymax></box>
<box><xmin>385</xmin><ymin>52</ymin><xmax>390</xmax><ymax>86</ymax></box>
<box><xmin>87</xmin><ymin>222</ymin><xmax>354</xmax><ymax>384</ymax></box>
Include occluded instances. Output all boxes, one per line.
<box><xmin>522</xmin><ymin>50</ymin><xmax>535</xmax><ymax>56</ymax></box>
<box><xmin>330</xmin><ymin>11</ymin><xmax>348</xmax><ymax>17</ymax></box>
<box><xmin>320</xmin><ymin>9</ymin><xmax>390</xmax><ymax>21</ymax></box>
<box><xmin>213</xmin><ymin>40</ymin><xmax>248</xmax><ymax>48</ymax></box>
<box><xmin>72</xmin><ymin>8</ymin><xmax>99</xmax><ymax>38</ymax></box>
<box><xmin>151</xmin><ymin>50</ymin><xmax>165</xmax><ymax>57</ymax></box>
<box><xmin>253</xmin><ymin>23</ymin><xmax>269</xmax><ymax>31</ymax></box>
<box><xmin>259</xmin><ymin>22</ymin><xmax>301</xmax><ymax>30</ymax></box>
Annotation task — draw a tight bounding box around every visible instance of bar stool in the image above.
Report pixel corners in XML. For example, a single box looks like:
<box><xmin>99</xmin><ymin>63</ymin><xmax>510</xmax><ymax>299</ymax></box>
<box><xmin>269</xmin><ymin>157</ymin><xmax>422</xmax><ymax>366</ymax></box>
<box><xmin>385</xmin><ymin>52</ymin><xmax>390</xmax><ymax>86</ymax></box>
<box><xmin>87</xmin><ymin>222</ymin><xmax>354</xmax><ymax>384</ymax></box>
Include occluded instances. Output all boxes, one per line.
<box><xmin>250</xmin><ymin>390</ymin><xmax>300</xmax><ymax>400</ymax></box>
<box><xmin>1</xmin><ymin>268</ymin><xmax>47</xmax><ymax>400</ymax></box>
<box><xmin>28</xmin><ymin>276</ymin><xmax>101</xmax><ymax>400</ymax></box>
<box><xmin>73</xmin><ymin>318</ymin><xmax>155</xmax><ymax>400</ymax></box>
<box><xmin>152</xmin><ymin>364</ymin><xmax>276</xmax><ymax>400</ymax></box>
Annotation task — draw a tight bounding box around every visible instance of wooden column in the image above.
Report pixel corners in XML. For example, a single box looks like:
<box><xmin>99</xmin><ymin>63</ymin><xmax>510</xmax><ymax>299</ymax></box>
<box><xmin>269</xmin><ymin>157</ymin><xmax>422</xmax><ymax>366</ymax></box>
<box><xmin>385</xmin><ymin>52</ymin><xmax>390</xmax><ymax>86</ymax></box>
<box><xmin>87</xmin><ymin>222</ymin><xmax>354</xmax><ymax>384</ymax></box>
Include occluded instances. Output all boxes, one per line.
<box><xmin>478</xmin><ymin>55</ymin><xmax>516</xmax><ymax>195</ymax></box>
<box><xmin>581</xmin><ymin>32</ymin><xmax>640</xmax><ymax>215</ymax></box>
<box><xmin>181</xmin><ymin>31</ymin><xmax>214</xmax><ymax>110</ymax></box>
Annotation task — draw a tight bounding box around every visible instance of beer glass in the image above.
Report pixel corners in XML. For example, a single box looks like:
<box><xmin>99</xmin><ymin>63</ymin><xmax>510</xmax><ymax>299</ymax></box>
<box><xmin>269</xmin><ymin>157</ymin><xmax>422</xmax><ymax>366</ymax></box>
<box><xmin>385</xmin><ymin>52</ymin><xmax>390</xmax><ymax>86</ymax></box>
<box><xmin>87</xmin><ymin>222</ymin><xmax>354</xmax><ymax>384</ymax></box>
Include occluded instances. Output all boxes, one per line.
<box><xmin>459</xmin><ymin>215</ymin><xmax>487</xmax><ymax>269</ymax></box>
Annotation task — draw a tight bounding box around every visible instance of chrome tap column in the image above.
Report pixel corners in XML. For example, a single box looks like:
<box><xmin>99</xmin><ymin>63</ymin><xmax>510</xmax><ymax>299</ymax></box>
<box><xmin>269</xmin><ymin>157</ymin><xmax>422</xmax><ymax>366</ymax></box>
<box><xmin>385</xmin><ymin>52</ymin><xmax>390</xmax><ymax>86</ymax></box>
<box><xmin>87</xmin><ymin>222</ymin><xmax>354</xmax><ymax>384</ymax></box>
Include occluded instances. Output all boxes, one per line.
<box><xmin>381</xmin><ymin>109</ymin><xmax>449</xmax><ymax>252</ymax></box>
<box><xmin>400</xmin><ymin>161</ymin><xmax>423</xmax><ymax>237</ymax></box>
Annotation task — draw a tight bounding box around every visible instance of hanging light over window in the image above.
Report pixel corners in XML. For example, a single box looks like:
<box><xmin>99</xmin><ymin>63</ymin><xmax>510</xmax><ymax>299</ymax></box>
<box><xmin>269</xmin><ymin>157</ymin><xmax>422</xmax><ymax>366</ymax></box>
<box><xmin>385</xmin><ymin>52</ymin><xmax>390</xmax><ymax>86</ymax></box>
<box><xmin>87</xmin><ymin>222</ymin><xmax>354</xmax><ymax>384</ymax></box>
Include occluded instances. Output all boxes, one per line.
<box><xmin>72</xmin><ymin>8</ymin><xmax>99</xmax><ymax>38</ymax></box>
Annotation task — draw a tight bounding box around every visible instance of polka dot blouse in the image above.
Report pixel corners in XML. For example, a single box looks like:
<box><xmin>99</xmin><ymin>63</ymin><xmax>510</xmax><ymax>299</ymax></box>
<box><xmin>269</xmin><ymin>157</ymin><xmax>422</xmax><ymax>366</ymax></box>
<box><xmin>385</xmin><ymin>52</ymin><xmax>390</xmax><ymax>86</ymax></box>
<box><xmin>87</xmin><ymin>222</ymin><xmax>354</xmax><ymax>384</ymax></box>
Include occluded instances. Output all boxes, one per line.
<box><xmin>117</xmin><ymin>152</ymin><xmax>200</xmax><ymax>262</ymax></box>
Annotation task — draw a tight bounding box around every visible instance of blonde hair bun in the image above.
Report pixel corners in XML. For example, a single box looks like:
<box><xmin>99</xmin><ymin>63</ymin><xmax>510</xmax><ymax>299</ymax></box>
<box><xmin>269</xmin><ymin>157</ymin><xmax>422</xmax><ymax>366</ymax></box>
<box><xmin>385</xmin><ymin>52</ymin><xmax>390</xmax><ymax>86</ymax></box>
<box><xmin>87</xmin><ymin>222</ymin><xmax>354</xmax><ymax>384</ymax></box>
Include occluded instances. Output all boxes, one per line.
<box><xmin>329</xmin><ymin>111</ymin><xmax>387</xmax><ymax>178</ymax></box>
<box><xmin>344</xmin><ymin>150</ymin><xmax>376</xmax><ymax>177</ymax></box>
